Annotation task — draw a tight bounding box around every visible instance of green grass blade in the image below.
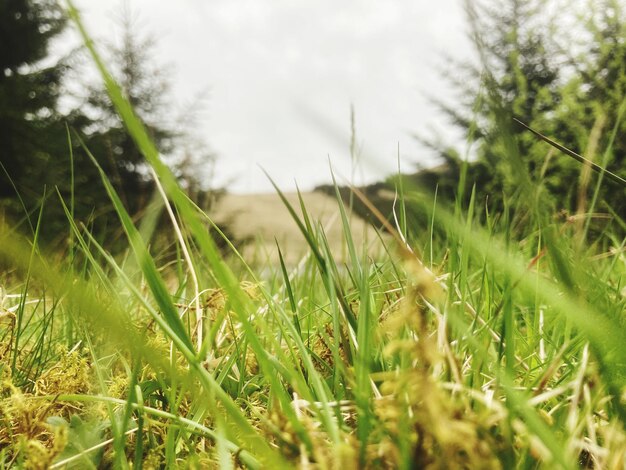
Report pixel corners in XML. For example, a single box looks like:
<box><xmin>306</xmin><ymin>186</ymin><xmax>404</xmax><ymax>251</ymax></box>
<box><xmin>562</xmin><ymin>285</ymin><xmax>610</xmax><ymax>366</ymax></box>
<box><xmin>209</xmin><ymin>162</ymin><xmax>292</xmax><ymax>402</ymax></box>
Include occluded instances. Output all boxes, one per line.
<box><xmin>76</xmin><ymin>137</ymin><xmax>194</xmax><ymax>353</ymax></box>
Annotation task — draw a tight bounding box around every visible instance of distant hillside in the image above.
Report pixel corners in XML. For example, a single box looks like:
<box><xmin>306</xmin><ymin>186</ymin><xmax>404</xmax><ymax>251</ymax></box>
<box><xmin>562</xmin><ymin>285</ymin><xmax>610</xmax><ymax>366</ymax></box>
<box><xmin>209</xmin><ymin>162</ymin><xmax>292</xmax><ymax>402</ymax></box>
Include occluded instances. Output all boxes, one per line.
<box><xmin>211</xmin><ymin>191</ymin><xmax>388</xmax><ymax>265</ymax></box>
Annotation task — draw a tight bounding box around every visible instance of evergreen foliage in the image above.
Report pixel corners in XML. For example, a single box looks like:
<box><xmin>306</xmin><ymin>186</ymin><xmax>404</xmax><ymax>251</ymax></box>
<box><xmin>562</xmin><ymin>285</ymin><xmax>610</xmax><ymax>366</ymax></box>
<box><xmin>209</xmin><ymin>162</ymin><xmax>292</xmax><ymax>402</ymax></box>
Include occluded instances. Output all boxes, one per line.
<box><xmin>415</xmin><ymin>0</ymin><xmax>626</xmax><ymax>228</ymax></box>
<box><xmin>0</xmin><ymin>2</ymin><xmax>216</xmax><ymax>247</ymax></box>
<box><xmin>0</xmin><ymin>0</ymin><xmax>67</xmax><ymax>205</ymax></box>
<box><xmin>81</xmin><ymin>12</ymin><xmax>177</xmax><ymax>215</ymax></box>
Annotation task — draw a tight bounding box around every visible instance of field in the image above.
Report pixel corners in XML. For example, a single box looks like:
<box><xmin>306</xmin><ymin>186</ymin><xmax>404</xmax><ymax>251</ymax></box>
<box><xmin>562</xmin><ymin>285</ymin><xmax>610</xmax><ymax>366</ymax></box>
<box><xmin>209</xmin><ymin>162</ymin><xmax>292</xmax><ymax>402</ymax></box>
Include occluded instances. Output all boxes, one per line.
<box><xmin>2</xmin><ymin>6</ymin><xmax>626</xmax><ymax>470</ymax></box>
<box><xmin>212</xmin><ymin>191</ymin><xmax>388</xmax><ymax>265</ymax></box>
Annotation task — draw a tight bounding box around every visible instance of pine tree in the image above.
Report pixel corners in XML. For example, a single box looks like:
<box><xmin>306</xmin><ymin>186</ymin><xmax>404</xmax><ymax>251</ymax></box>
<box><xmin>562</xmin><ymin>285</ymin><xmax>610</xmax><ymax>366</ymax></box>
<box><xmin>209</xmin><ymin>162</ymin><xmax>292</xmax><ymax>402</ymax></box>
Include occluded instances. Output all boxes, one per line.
<box><xmin>561</xmin><ymin>0</ymin><xmax>626</xmax><ymax>220</ymax></box>
<box><xmin>423</xmin><ymin>0</ymin><xmax>626</xmax><ymax>225</ymax></box>
<box><xmin>425</xmin><ymin>0</ymin><xmax>562</xmax><ymax>213</ymax></box>
<box><xmin>81</xmin><ymin>11</ymin><xmax>177</xmax><ymax>215</ymax></box>
<box><xmin>0</xmin><ymin>0</ymin><xmax>67</xmax><ymax>203</ymax></box>
<box><xmin>0</xmin><ymin>2</ymin><xmax>218</xmax><ymax>247</ymax></box>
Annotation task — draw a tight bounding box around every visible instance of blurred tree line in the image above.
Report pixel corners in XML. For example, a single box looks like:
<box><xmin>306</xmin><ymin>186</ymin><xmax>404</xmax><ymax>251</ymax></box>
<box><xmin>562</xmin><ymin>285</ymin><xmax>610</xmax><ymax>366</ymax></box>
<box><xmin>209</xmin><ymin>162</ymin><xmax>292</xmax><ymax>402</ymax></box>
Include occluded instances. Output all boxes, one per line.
<box><xmin>0</xmin><ymin>0</ymin><xmax>217</xmax><ymax>248</ymax></box>
<box><xmin>422</xmin><ymin>0</ymin><xmax>626</xmax><ymax>225</ymax></box>
<box><xmin>321</xmin><ymin>0</ymin><xmax>626</xmax><ymax>239</ymax></box>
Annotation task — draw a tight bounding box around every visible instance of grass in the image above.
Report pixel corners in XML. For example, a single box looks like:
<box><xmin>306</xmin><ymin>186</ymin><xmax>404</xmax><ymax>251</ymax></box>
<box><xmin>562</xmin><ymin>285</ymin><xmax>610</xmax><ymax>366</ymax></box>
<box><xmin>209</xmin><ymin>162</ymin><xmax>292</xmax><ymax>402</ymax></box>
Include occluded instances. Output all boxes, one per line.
<box><xmin>1</xmin><ymin>3</ymin><xmax>626</xmax><ymax>469</ymax></box>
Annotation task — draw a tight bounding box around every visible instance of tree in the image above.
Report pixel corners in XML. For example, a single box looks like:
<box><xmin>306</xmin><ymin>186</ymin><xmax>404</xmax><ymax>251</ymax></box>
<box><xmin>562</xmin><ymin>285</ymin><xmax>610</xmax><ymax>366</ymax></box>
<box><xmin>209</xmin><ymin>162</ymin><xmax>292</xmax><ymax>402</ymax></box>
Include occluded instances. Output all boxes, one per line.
<box><xmin>419</xmin><ymin>0</ymin><xmax>626</xmax><ymax>229</ymax></box>
<box><xmin>559</xmin><ymin>0</ymin><xmax>626</xmax><ymax>220</ymax></box>
<box><xmin>0</xmin><ymin>2</ymin><xmax>220</xmax><ymax>249</ymax></box>
<box><xmin>79</xmin><ymin>11</ymin><xmax>177</xmax><ymax>215</ymax></box>
<box><xmin>80</xmin><ymin>10</ymin><xmax>219</xmax><ymax>216</ymax></box>
<box><xmin>421</xmin><ymin>0</ymin><xmax>563</xmax><ymax>216</ymax></box>
<box><xmin>0</xmin><ymin>0</ymin><xmax>68</xmax><ymax>204</ymax></box>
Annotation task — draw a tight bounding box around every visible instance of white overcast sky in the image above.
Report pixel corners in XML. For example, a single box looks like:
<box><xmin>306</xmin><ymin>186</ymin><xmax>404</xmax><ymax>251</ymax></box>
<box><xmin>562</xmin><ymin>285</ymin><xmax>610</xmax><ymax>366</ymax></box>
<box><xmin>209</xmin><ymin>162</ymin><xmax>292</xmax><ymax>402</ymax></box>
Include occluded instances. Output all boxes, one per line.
<box><xmin>67</xmin><ymin>0</ymin><xmax>473</xmax><ymax>193</ymax></box>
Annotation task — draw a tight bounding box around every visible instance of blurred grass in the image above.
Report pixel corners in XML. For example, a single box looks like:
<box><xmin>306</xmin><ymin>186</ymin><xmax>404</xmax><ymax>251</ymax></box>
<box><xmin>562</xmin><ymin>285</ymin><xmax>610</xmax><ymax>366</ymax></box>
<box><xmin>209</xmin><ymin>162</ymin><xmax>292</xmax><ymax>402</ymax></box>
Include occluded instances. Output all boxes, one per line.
<box><xmin>0</xmin><ymin>2</ymin><xmax>625</xmax><ymax>469</ymax></box>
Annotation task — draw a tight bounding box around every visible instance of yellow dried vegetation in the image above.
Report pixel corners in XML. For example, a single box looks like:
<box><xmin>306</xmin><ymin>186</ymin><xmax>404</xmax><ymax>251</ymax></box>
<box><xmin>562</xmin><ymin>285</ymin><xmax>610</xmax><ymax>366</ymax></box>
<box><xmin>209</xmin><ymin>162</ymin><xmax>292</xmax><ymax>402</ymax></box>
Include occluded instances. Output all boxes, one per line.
<box><xmin>0</xmin><ymin>346</ymin><xmax>92</xmax><ymax>468</ymax></box>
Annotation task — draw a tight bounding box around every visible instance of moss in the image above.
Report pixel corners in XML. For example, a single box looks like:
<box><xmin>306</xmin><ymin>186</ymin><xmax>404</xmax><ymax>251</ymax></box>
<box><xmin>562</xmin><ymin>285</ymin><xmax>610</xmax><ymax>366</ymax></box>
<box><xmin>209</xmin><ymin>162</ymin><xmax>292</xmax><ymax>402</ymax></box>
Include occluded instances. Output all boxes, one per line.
<box><xmin>0</xmin><ymin>347</ymin><xmax>91</xmax><ymax>467</ymax></box>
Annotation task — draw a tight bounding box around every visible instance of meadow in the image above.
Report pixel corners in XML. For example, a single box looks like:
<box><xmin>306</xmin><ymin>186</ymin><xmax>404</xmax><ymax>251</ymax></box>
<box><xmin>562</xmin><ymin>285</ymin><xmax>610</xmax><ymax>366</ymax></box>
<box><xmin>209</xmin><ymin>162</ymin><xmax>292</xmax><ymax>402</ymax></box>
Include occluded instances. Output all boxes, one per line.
<box><xmin>1</xmin><ymin>5</ymin><xmax>626</xmax><ymax>469</ymax></box>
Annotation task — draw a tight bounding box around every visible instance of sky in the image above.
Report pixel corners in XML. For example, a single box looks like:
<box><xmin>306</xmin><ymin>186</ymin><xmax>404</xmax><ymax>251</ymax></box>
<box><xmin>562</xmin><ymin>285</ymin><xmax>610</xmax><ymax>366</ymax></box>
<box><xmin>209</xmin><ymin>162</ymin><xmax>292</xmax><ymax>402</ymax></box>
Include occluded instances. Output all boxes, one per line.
<box><xmin>68</xmin><ymin>0</ymin><xmax>473</xmax><ymax>193</ymax></box>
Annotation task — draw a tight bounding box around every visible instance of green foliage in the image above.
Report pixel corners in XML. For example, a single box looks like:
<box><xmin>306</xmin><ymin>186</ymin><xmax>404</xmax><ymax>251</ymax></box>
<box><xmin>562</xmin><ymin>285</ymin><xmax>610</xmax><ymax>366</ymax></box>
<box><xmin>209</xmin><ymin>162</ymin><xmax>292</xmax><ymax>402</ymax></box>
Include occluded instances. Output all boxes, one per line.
<box><xmin>420</xmin><ymin>0</ymin><xmax>626</xmax><ymax>233</ymax></box>
<box><xmin>0</xmin><ymin>0</ymin><xmax>69</xmax><ymax>222</ymax></box>
<box><xmin>0</xmin><ymin>2</ymin><xmax>217</xmax><ymax>249</ymax></box>
<box><xmin>80</xmin><ymin>12</ymin><xmax>178</xmax><ymax>216</ymax></box>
